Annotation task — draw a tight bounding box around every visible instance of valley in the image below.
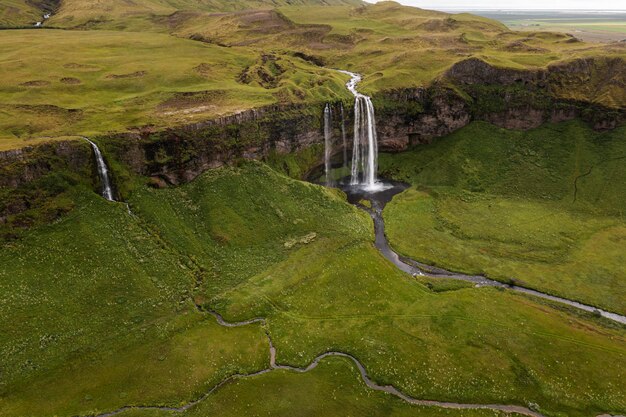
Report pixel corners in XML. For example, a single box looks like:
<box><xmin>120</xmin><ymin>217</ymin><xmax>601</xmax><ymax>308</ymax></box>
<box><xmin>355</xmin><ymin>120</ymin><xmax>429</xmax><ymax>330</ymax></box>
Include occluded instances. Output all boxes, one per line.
<box><xmin>0</xmin><ymin>1</ymin><xmax>625</xmax><ymax>417</ymax></box>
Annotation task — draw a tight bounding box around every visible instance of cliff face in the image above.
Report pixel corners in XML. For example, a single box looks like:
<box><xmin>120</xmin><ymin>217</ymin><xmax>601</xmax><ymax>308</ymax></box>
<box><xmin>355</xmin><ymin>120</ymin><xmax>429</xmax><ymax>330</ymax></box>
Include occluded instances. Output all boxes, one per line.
<box><xmin>445</xmin><ymin>56</ymin><xmax>626</xmax><ymax>113</ymax></box>
<box><xmin>0</xmin><ymin>141</ymin><xmax>89</xmax><ymax>188</ymax></box>
<box><xmin>373</xmin><ymin>57</ymin><xmax>625</xmax><ymax>151</ymax></box>
<box><xmin>1</xmin><ymin>57</ymin><xmax>624</xmax><ymax>235</ymax></box>
<box><xmin>106</xmin><ymin>104</ymin><xmax>322</xmax><ymax>186</ymax></box>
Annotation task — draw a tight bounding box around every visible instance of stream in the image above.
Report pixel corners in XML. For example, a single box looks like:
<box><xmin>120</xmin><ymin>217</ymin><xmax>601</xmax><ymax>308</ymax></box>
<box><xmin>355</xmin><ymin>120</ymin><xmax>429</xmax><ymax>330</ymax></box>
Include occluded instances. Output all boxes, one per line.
<box><xmin>93</xmin><ymin>309</ymin><xmax>548</xmax><ymax>417</ymax></box>
<box><xmin>89</xmin><ymin>180</ymin><xmax>625</xmax><ymax>417</ymax></box>
<box><xmin>337</xmin><ymin>178</ymin><xmax>626</xmax><ymax>326</ymax></box>
<box><xmin>85</xmin><ymin>66</ymin><xmax>623</xmax><ymax>417</ymax></box>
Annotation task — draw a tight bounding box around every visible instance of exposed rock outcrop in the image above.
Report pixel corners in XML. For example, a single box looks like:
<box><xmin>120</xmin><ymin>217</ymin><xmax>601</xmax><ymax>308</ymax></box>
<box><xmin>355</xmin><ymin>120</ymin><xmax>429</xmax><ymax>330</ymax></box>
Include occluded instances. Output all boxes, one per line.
<box><xmin>1</xmin><ymin>56</ymin><xmax>624</xmax><ymax>235</ymax></box>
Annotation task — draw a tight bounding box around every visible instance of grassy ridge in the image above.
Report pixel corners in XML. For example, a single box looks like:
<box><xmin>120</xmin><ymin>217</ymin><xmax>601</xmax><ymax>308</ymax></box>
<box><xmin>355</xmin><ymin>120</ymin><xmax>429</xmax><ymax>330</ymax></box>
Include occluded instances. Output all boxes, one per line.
<box><xmin>0</xmin><ymin>29</ymin><xmax>349</xmax><ymax>149</ymax></box>
<box><xmin>380</xmin><ymin>120</ymin><xmax>626</xmax><ymax>313</ymax></box>
<box><xmin>0</xmin><ymin>2</ymin><xmax>623</xmax><ymax>149</ymax></box>
<box><xmin>49</xmin><ymin>0</ymin><xmax>364</xmax><ymax>29</ymax></box>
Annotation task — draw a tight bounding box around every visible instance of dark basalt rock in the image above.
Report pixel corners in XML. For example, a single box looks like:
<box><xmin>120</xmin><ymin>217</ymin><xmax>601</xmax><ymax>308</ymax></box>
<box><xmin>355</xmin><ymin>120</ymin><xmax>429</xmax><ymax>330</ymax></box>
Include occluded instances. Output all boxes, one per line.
<box><xmin>1</xmin><ymin>57</ymin><xmax>624</xmax><ymax>232</ymax></box>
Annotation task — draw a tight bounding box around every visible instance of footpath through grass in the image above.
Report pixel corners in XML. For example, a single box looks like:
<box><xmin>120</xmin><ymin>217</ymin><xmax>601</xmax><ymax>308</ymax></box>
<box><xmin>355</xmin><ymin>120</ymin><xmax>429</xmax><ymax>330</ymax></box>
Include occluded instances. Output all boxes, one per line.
<box><xmin>380</xmin><ymin>120</ymin><xmax>626</xmax><ymax>314</ymax></box>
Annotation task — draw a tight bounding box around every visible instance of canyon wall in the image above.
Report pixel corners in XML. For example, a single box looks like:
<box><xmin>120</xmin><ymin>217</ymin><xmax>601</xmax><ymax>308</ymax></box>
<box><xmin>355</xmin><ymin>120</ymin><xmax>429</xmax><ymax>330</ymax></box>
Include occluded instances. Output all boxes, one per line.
<box><xmin>1</xmin><ymin>57</ymin><xmax>624</xmax><ymax>234</ymax></box>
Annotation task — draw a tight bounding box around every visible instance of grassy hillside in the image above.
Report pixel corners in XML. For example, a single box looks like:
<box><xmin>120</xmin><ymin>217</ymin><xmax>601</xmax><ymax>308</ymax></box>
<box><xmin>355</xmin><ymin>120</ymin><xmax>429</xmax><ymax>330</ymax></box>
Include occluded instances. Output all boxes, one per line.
<box><xmin>1</xmin><ymin>162</ymin><xmax>625</xmax><ymax>417</ymax></box>
<box><xmin>48</xmin><ymin>0</ymin><xmax>363</xmax><ymax>29</ymax></box>
<box><xmin>0</xmin><ymin>1</ymin><xmax>623</xmax><ymax>149</ymax></box>
<box><xmin>0</xmin><ymin>29</ymin><xmax>349</xmax><ymax>150</ymax></box>
<box><xmin>380</xmin><ymin>120</ymin><xmax>626</xmax><ymax>314</ymax></box>
<box><xmin>0</xmin><ymin>0</ymin><xmax>41</xmax><ymax>27</ymax></box>
<box><xmin>0</xmin><ymin>190</ymin><xmax>269</xmax><ymax>417</ymax></box>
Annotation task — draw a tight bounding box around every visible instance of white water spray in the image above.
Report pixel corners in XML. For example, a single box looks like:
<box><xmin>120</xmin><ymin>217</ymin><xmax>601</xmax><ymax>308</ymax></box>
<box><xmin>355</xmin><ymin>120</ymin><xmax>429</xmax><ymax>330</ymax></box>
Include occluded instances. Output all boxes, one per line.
<box><xmin>324</xmin><ymin>104</ymin><xmax>333</xmax><ymax>185</ymax></box>
<box><xmin>83</xmin><ymin>138</ymin><xmax>115</xmax><ymax>201</ymax></box>
<box><xmin>340</xmin><ymin>103</ymin><xmax>348</xmax><ymax>170</ymax></box>
<box><xmin>338</xmin><ymin>70</ymin><xmax>379</xmax><ymax>190</ymax></box>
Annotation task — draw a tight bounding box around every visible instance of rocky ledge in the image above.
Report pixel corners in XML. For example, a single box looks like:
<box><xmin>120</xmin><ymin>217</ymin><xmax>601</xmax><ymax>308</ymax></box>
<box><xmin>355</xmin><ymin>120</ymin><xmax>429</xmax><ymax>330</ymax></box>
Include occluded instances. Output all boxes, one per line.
<box><xmin>1</xmin><ymin>56</ymin><xmax>624</xmax><ymax>234</ymax></box>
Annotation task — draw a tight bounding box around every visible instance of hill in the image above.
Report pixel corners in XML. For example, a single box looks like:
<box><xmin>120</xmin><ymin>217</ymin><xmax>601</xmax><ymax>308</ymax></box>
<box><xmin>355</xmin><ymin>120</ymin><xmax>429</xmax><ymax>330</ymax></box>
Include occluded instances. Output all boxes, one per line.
<box><xmin>0</xmin><ymin>1</ymin><xmax>623</xmax><ymax>149</ymax></box>
<box><xmin>48</xmin><ymin>0</ymin><xmax>364</xmax><ymax>28</ymax></box>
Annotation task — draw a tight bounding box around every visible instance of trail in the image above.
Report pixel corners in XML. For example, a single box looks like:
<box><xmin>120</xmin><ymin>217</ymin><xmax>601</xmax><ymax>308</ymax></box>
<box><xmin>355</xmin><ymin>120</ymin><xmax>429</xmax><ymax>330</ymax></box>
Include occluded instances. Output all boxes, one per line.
<box><xmin>91</xmin><ymin>310</ymin><xmax>548</xmax><ymax>417</ymax></box>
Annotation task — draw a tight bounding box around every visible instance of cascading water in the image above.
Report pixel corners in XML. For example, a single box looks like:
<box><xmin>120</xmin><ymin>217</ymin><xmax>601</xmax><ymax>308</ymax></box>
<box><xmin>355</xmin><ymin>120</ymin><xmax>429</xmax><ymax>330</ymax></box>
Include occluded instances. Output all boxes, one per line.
<box><xmin>83</xmin><ymin>138</ymin><xmax>115</xmax><ymax>201</ymax></box>
<box><xmin>338</xmin><ymin>70</ymin><xmax>379</xmax><ymax>190</ymax></box>
<box><xmin>324</xmin><ymin>103</ymin><xmax>333</xmax><ymax>185</ymax></box>
<box><xmin>340</xmin><ymin>103</ymin><xmax>348</xmax><ymax>170</ymax></box>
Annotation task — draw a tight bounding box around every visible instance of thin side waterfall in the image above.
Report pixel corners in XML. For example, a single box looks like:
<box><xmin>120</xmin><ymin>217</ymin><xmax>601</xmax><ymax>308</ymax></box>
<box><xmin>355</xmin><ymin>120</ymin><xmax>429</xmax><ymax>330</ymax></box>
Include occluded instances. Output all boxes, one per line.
<box><xmin>83</xmin><ymin>138</ymin><xmax>115</xmax><ymax>201</ymax></box>
<box><xmin>338</xmin><ymin>70</ymin><xmax>379</xmax><ymax>189</ymax></box>
<box><xmin>340</xmin><ymin>103</ymin><xmax>348</xmax><ymax>170</ymax></box>
<box><xmin>324</xmin><ymin>103</ymin><xmax>333</xmax><ymax>185</ymax></box>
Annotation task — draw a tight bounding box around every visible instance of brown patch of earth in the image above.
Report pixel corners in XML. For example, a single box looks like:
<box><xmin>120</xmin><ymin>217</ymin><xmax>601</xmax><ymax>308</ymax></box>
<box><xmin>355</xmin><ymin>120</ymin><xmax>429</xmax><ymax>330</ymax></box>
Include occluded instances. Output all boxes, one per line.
<box><xmin>106</xmin><ymin>71</ymin><xmax>147</xmax><ymax>79</ymax></box>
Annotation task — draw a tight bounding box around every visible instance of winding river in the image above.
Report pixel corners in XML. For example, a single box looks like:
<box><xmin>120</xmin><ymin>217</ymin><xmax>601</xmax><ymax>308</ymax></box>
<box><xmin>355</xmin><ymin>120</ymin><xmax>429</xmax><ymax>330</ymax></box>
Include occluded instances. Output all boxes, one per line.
<box><xmin>92</xmin><ymin>184</ymin><xmax>625</xmax><ymax>417</ymax></box>
<box><xmin>337</xmin><ymin>180</ymin><xmax>626</xmax><ymax>326</ymax></box>
<box><xmin>89</xmin><ymin>70</ymin><xmax>624</xmax><ymax>417</ymax></box>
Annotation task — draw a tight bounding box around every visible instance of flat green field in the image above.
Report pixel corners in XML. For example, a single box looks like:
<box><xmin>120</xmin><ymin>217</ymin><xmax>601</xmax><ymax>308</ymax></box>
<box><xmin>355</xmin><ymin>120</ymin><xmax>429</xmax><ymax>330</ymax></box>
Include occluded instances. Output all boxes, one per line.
<box><xmin>2</xmin><ymin>162</ymin><xmax>625</xmax><ymax>417</ymax></box>
<box><xmin>380</xmin><ymin>120</ymin><xmax>626</xmax><ymax>314</ymax></box>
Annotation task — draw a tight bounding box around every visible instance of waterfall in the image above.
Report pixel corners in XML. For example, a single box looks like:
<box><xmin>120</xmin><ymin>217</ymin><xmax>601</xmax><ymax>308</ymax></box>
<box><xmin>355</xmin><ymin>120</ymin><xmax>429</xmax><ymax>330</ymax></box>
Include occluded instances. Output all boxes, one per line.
<box><xmin>83</xmin><ymin>138</ymin><xmax>115</xmax><ymax>201</ymax></box>
<box><xmin>340</xmin><ymin>103</ymin><xmax>348</xmax><ymax>170</ymax></box>
<box><xmin>324</xmin><ymin>103</ymin><xmax>333</xmax><ymax>185</ymax></box>
<box><xmin>338</xmin><ymin>70</ymin><xmax>379</xmax><ymax>189</ymax></box>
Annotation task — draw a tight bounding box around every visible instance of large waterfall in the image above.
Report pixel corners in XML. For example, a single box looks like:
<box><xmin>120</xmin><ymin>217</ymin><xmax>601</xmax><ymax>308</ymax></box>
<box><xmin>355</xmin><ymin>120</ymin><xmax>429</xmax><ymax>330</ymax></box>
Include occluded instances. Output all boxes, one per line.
<box><xmin>84</xmin><ymin>138</ymin><xmax>115</xmax><ymax>201</ymax></box>
<box><xmin>340</xmin><ymin>103</ymin><xmax>348</xmax><ymax>170</ymax></box>
<box><xmin>339</xmin><ymin>70</ymin><xmax>379</xmax><ymax>189</ymax></box>
<box><xmin>324</xmin><ymin>103</ymin><xmax>333</xmax><ymax>185</ymax></box>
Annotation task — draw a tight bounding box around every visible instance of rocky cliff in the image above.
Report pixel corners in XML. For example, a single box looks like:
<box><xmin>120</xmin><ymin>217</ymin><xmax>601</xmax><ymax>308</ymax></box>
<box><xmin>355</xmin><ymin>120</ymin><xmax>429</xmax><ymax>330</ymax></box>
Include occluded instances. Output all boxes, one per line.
<box><xmin>1</xmin><ymin>56</ymin><xmax>624</xmax><ymax>236</ymax></box>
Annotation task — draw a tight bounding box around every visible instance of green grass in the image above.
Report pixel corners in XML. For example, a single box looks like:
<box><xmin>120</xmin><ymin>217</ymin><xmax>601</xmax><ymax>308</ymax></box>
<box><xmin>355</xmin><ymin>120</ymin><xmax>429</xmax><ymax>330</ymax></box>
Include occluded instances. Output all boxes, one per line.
<box><xmin>2</xmin><ymin>162</ymin><xmax>625</xmax><ymax>417</ymax></box>
<box><xmin>0</xmin><ymin>29</ymin><xmax>349</xmax><ymax>148</ymax></box>
<box><xmin>0</xmin><ymin>0</ymin><xmax>40</xmax><ymax>27</ymax></box>
<box><xmin>0</xmin><ymin>2</ymin><xmax>622</xmax><ymax>149</ymax></box>
<box><xmin>210</xmin><ymin>234</ymin><xmax>626</xmax><ymax>417</ymax></box>
<box><xmin>127</xmin><ymin>162</ymin><xmax>370</xmax><ymax>298</ymax></box>
<box><xmin>48</xmin><ymin>0</ymin><xmax>364</xmax><ymax>29</ymax></box>
<box><xmin>379</xmin><ymin>120</ymin><xmax>626</xmax><ymax>314</ymax></box>
<box><xmin>130</xmin><ymin>163</ymin><xmax>626</xmax><ymax>417</ymax></box>
<box><xmin>0</xmin><ymin>190</ymin><xmax>269</xmax><ymax>417</ymax></box>
<box><xmin>114</xmin><ymin>357</ymin><xmax>528</xmax><ymax>417</ymax></box>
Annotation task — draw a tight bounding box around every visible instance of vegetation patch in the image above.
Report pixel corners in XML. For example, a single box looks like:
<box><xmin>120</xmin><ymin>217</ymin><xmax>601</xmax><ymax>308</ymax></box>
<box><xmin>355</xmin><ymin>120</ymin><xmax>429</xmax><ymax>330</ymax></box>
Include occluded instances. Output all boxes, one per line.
<box><xmin>380</xmin><ymin>120</ymin><xmax>626</xmax><ymax>313</ymax></box>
